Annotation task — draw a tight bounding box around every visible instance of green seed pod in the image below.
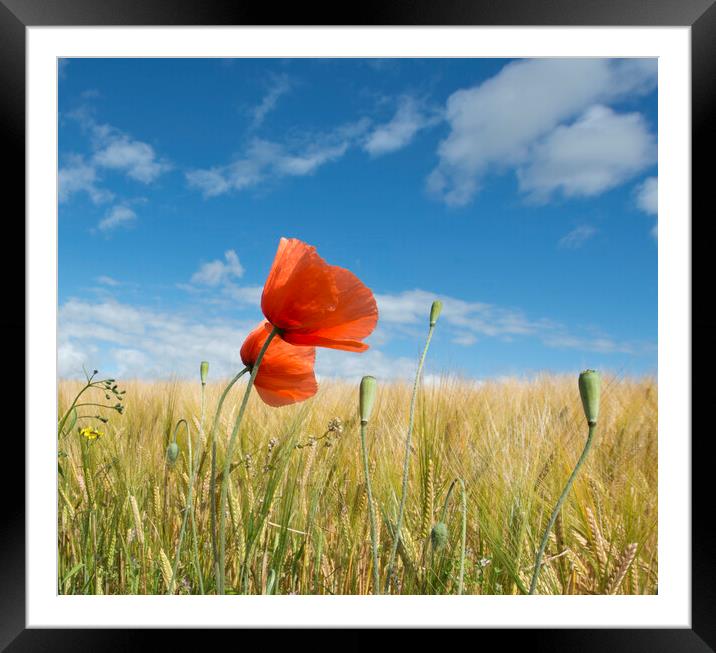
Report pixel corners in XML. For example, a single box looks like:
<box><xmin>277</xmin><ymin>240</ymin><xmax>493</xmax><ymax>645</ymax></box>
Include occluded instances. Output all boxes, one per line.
<box><xmin>200</xmin><ymin>361</ymin><xmax>209</xmax><ymax>385</ymax></box>
<box><xmin>166</xmin><ymin>442</ymin><xmax>179</xmax><ymax>466</ymax></box>
<box><xmin>359</xmin><ymin>376</ymin><xmax>378</xmax><ymax>425</ymax></box>
<box><xmin>430</xmin><ymin>522</ymin><xmax>449</xmax><ymax>551</ymax></box>
<box><xmin>578</xmin><ymin>370</ymin><xmax>601</xmax><ymax>426</ymax></box>
<box><xmin>429</xmin><ymin>300</ymin><xmax>443</xmax><ymax>327</ymax></box>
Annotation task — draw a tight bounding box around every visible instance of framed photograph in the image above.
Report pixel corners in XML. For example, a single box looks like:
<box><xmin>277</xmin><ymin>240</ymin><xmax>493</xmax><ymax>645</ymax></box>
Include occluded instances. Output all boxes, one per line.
<box><xmin>7</xmin><ymin>0</ymin><xmax>708</xmax><ymax>647</ymax></box>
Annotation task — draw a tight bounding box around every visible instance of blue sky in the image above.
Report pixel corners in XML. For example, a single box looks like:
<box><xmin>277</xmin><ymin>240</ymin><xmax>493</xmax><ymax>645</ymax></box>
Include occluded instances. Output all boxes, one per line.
<box><xmin>58</xmin><ymin>58</ymin><xmax>657</xmax><ymax>381</ymax></box>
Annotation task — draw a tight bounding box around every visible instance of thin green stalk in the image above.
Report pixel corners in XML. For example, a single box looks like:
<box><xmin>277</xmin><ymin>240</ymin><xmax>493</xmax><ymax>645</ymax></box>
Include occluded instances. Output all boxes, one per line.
<box><xmin>384</xmin><ymin>321</ymin><xmax>436</xmax><ymax>591</ymax></box>
<box><xmin>439</xmin><ymin>478</ymin><xmax>467</xmax><ymax>595</ymax></box>
<box><xmin>209</xmin><ymin>367</ymin><xmax>249</xmax><ymax>592</ymax></box>
<box><xmin>168</xmin><ymin>419</ymin><xmax>190</xmax><ymax>594</ymax></box>
<box><xmin>360</xmin><ymin>420</ymin><xmax>380</xmax><ymax>594</ymax></box>
<box><xmin>190</xmin><ymin>379</ymin><xmax>208</xmax><ymax>595</ymax></box>
<box><xmin>217</xmin><ymin>326</ymin><xmax>280</xmax><ymax>594</ymax></box>
<box><xmin>529</xmin><ymin>423</ymin><xmax>597</xmax><ymax>594</ymax></box>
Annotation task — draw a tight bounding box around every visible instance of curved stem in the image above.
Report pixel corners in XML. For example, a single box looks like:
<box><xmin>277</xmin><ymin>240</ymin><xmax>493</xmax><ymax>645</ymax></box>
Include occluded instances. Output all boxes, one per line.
<box><xmin>360</xmin><ymin>420</ymin><xmax>380</xmax><ymax>594</ymax></box>
<box><xmin>384</xmin><ymin>322</ymin><xmax>436</xmax><ymax>592</ymax></box>
<box><xmin>217</xmin><ymin>326</ymin><xmax>280</xmax><ymax>594</ymax></box>
<box><xmin>209</xmin><ymin>367</ymin><xmax>249</xmax><ymax>592</ymax></box>
<box><xmin>57</xmin><ymin>382</ymin><xmax>92</xmax><ymax>436</ymax></box>
<box><xmin>529</xmin><ymin>423</ymin><xmax>597</xmax><ymax>595</ymax></box>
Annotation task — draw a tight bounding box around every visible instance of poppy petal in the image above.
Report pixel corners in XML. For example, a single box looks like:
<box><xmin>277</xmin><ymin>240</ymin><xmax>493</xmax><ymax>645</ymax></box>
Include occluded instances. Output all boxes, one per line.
<box><xmin>261</xmin><ymin>238</ymin><xmax>379</xmax><ymax>349</ymax></box>
<box><xmin>240</xmin><ymin>321</ymin><xmax>318</xmax><ymax>407</ymax></box>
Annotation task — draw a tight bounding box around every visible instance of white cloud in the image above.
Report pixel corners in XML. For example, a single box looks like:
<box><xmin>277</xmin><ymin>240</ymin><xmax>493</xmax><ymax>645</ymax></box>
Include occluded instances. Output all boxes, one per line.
<box><xmin>58</xmin><ymin>283</ymin><xmax>653</xmax><ymax>380</ymax></box>
<box><xmin>375</xmin><ymin>288</ymin><xmax>648</xmax><ymax>355</ymax></box>
<box><xmin>250</xmin><ymin>74</ymin><xmax>292</xmax><ymax>129</ymax></box>
<box><xmin>58</xmin><ymin>154</ymin><xmax>113</xmax><ymax>205</ymax></box>
<box><xmin>186</xmin><ymin>120</ymin><xmax>371</xmax><ymax>197</ymax></box>
<box><xmin>375</xmin><ymin>289</ymin><xmax>537</xmax><ymax>337</ymax></box>
<box><xmin>96</xmin><ymin>275</ymin><xmax>121</xmax><ymax>287</ymax></box>
<box><xmin>518</xmin><ymin>105</ymin><xmax>655</xmax><ymax>200</ymax></box>
<box><xmin>191</xmin><ymin>250</ymin><xmax>245</xmax><ymax>286</ymax></box>
<box><xmin>635</xmin><ymin>176</ymin><xmax>658</xmax><ymax>239</ymax></box>
<box><xmin>558</xmin><ymin>225</ymin><xmax>598</xmax><ymax>249</ymax></box>
<box><xmin>363</xmin><ymin>97</ymin><xmax>439</xmax><ymax>156</ymax></box>
<box><xmin>97</xmin><ymin>205</ymin><xmax>137</xmax><ymax>232</ymax></box>
<box><xmin>315</xmin><ymin>348</ymin><xmax>418</xmax><ymax>381</ymax></box>
<box><xmin>58</xmin><ymin>298</ymin><xmax>254</xmax><ymax>379</ymax></box>
<box><xmin>59</xmin><ymin>109</ymin><xmax>170</xmax><ymax>204</ymax></box>
<box><xmin>92</xmin><ymin>133</ymin><xmax>169</xmax><ymax>183</ymax></box>
<box><xmin>635</xmin><ymin>176</ymin><xmax>658</xmax><ymax>215</ymax></box>
<box><xmin>428</xmin><ymin>58</ymin><xmax>657</xmax><ymax>206</ymax></box>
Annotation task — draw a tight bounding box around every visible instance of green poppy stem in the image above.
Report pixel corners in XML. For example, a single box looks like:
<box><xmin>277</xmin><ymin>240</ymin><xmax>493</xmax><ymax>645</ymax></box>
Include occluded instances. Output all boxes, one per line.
<box><xmin>360</xmin><ymin>419</ymin><xmax>380</xmax><ymax>594</ymax></box>
<box><xmin>168</xmin><ymin>419</ymin><xmax>190</xmax><ymax>594</ymax></box>
<box><xmin>209</xmin><ymin>367</ymin><xmax>249</xmax><ymax>593</ymax></box>
<box><xmin>217</xmin><ymin>326</ymin><xmax>280</xmax><ymax>594</ymax></box>
<box><xmin>384</xmin><ymin>320</ymin><xmax>437</xmax><ymax>592</ymax></box>
<box><xmin>529</xmin><ymin>422</ymin><xmax>597</xmax><ymax>594</ymax></box>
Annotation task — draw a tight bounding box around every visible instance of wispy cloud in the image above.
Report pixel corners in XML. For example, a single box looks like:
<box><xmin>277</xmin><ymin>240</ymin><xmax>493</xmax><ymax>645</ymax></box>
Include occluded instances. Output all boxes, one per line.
<box><xmin>58</xmin><ymin>154</ymin><xmax>113</xmax><ymax>205</ymax></box>
<box><xmin>634</xmin><ymin>176</ymin><xmax>658</xmax><ymax>239</ymax></box>
<box><xmin>427</xmin><ymin>58</ymin><xmax>657</xmax><ymax>207</ymax></box>
<box><xmin>191</xmin><ymin>250</ymin><xmax>245</xmax><ymax>286</ymax></box>
<box><xmin>363</xmin><ymin>96</ymin><xmax>440</xmax><ymax>156</ymax></box>
<box><xmin>375</xmin><ymin>288</ymin><xmax>650</xmax><ymax>355</ymax></box>
<box><xmin>59</xmin><ymin>298</ymin><xmax>254</xmax><ymax>379</ymax></box>
<box><xmin>635</xmin><ymin>176</ymin><xmax>658</xmax><ymax>215</ymax></box>
<box><xmin>96</xmin><ymin>275</ymin><xmax>122</xmax><ymax>287</ymax></box>
<box><xmin>558</xmin><ymin>225</ymin><xmax>598</xmax><ymax>249</ymax></box>
<box><xmin>97</xmin><ymin>205</ymin><xmax>137</xmax><ymax>232</ymax></box>
<box><xmin>186</xmin><ymin>119</ymin><xmax>371</xmax><ymax>198</ymax></box>
<box><xmin>59</xmin><ymin>108</ymin><xmax>171</xmax><ymax>204</ymax></box>
<box><xmin>249</xmin><ymin>74</ymin><xmax>292</xmax><ymax>129</ymax></box>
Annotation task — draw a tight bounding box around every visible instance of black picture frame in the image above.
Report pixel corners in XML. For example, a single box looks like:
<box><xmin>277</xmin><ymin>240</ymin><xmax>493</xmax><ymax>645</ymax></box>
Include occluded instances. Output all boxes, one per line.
<box><xmin>4</xmin><ymin>0</ymin><xmax>708</xmax><ymax>648</ymax></box>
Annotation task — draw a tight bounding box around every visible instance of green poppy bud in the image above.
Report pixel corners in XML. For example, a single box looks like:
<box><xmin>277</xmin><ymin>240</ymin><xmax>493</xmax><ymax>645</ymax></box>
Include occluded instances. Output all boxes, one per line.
<box><xmin>430</xmin><ymin>522</ymin><xmax>449</xmax><ymax>551</ymax></box>
<box><xmin>578</xmin><ymin>370</ymin><xmax>601</xmax><ymax>426</ymax></box>
<box><xmin>166</xmin><ymin>442</ymin><xmax>179</xmax><ymax>466</ymax></box>
<box><xmin>429</xmin><ymin>300</ymin><xmax>443</xmax><ymax>327</ymax></box>
<box><xmin>359</xmin><ymin>376</ymin><xmax>377</xmax><ymax>425</ymax></box>
<box><xmin>200</xmin><ymin>361</ymin><xmax>209</xmax><ymax>385</ymax></box>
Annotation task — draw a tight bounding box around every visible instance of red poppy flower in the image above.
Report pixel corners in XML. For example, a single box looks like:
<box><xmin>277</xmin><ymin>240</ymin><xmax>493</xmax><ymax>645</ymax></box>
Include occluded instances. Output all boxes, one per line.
<box><xmin>240</xmin><ymin>321</ymin><xmax>318</xmax><ymax>407</ymax></box>
<box><xmin>261</xmin><ymin>238</ymin><xmax>378</xmax><ymax>352</ymax></box>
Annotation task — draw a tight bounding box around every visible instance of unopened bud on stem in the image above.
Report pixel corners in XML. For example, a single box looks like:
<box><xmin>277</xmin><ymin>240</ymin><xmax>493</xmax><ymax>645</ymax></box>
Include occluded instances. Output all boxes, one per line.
<box><xmin>359</xmin><ymin>376</ymin><xmax>377</xmax><ymax>425</ymax></box>
<box><xmin>429</xmin><ymin>300</ymin><xmax>443</xmax><ymax>327</ymax></box>
<box><xmin>578</xmin><ymin>370</ymin><xmax>601</xmax><ymax>426</ymax></box>
<box><xmin>200</xmin><ymin>361</ymin><xmax>209</xmax><ymax>385</ymax></box>
<box><xmin>166</xmin><ymin>442</ymin><xmax>179</xmax><ymax>466</ymax></box>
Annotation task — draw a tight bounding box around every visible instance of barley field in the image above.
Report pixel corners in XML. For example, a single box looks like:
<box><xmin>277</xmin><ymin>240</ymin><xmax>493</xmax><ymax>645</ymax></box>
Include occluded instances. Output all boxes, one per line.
<box><xmin>57</xmin><ymin>373</ymin><xmax>657</xmax><ymax>595</ymax></box>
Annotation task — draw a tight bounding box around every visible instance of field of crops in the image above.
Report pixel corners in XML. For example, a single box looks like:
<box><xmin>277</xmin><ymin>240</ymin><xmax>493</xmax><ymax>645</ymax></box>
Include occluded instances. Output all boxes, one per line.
<box><xmin>57</xmin><ymin>373</ymin><xmax>657</xmax><ymax>595</ymax></box>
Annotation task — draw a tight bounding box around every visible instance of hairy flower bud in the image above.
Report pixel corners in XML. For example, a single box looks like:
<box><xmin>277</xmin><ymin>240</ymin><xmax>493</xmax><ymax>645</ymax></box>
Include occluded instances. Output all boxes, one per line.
<box><xmin>430</xmin><ymin>522</ymin><xmax>449</xmax><ymax>551</ymax></box>
<box><xmin>166</xmin><ymin>442</ymin><xmax>179</xmax><ymax>466</ymax></box>
<box><xmin>429</xmin><ymin>300</ymin><xmax>443</xmax><ymax>327</ymax></box>
<box><xmin>359</xmin><ymin>376</ymin><xmax>377</xmax><ymax>425</ymax></box>
<box><xmin>578</xmin><ymin>370</ymin><xmax>601</xmax><ymax>426</ymax></box>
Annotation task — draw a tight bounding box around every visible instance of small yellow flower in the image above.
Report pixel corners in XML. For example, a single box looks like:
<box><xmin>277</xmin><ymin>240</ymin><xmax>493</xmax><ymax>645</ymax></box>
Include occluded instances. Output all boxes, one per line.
<box><xmin>79</xmin><ymin>426</ymin><xmax>103</xmax><ymax>440</ymax></box>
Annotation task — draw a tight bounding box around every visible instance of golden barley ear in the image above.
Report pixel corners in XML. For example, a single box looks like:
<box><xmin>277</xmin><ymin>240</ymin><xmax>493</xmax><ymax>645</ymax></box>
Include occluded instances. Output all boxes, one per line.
<box><xmin>585</xmin><ymin>507</ymin><xmax>607</xmax><ymax>572</ymax></box>
<box><xmin>420</xmin><ymin>458</ymin><xmax>435</xmax><ymax>540</ymax></box>
<box><xmin>606</xmin><ymin>543</ymin><xmax>638</xmax><ymax>594</ymax></box>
